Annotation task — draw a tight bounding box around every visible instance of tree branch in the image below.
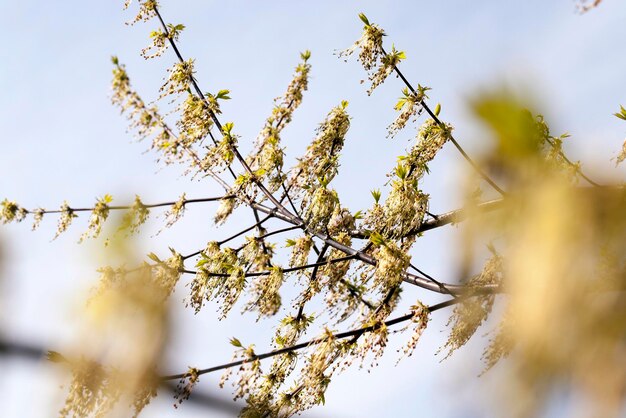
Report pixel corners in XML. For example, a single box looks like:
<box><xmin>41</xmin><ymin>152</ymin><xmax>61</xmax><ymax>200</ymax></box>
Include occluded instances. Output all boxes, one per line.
<box><xmin>160</xmin><ymin>298</ymin><xmax>461</xmax><ymax>381</ymax></box>
<box><xmin>153</xmin><ymin>5</ymin><xmax>296</xmax><ymax>220</ymax></box>
<box><xmin>181</xmin><ymin>254</ymin><xmax>356</xmax><ymax>278</ymax></box>
<box><xmin>380</xmin><ymin>46</ymin><xmax>506</xmax><ymax>196</ymax></box>
<box><xmin>21</xmin><ymin>195</ymin><xmax>233</xmax><ymax>215</ymax></box>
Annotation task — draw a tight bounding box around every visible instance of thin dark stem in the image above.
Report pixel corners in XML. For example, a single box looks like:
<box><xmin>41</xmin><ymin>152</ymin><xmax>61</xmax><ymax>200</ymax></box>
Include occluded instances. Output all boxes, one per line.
<box><xmin>380</xmin><ymin>46</ymin><xmax>506</xmax><ymax>196</ymax></box>
<box><xmin>181</xmin><ymin>213</ymin><xmax>275</xmax><ymax>260</ymax></box>
<box><xmin>160</xmin><ymin>297</ymin><xmax>460</xmax><ymax>381</ymax></box>
<box><xmin>296</xmin><ymin>244</ymin><xmax>330</xmax><ymax>319</ymax></box>
<box><xmin>232</xmin><ymin>224</ymin><xmax>304</xmax><ymax>252</ymax></box>
<box><xmin>409</xmin><ymin>263</ymin><xmax>454</xmax><ymax>296</ymax></box>
<box><xmin>23</xmin><ymin>196</ymin><xmax>233</xmax><ymax>215</ymax></box>
<box><xmin>153</xmin><ymin>5</ymin><xmax>295</xmax><ymax>220</ymax></box>
<box><xmin>545</xmin><ymin>137</ymin><xmax>602</xmax><ymax>186</ymax></box>
<box><xmin>219</xmin><ymin>213</ymin><xmax>274</xmax><ymax>247</ymax></box>
<box><xmin>181</xmin><ymin>254</ymin><xmax>357</xmax><ymax>278</ymax></box>
<box><xmin>247</xmin><ymin>200</ymin><xmax>484</xmax><ymax>294</ymax></box>
<box><xmin>349</xmin><ymin>198</ymin><xmax>504</xmax><ymax>239</ymax></box>
<box><xmin>340</xmin><ymin>278</ymin><xmax>375</xmax><ymax>309</ymax></box>
<box><xmin>281</xmin><ymin>181</ymin><xmax>302</xmax><ymax>219</ymax></box>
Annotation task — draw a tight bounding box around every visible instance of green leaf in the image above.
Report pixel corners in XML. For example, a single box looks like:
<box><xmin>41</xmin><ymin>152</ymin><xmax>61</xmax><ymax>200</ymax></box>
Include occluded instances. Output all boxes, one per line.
<box><xmin>285</xmin><ymin>239</ymin><xmax>296</xmax><ymax>247</ymax></box>
<box><xmin>472</xmin><ymin>91</ymin><xmax>543</xmax><ymax>160</ymax></box>
<box><xmin>395</xmin><ymin>163</ymin><xmax>408</xmax><ymax>180</ymax></box>
<box><xmin>229</xmin><ymin>337</ymin><xmax>243</xmax><ymax>348</ymax></box>
<box><xmin>371</xmin><ymin>189</ymin><xmax>381</xmax><ymax>203</ymax></box>
<box><xmin>222</xmin><ymin>122</ymin><xmax>234</xmax><ymax>134</ymax></box>
<box><xmin>301</xmin><ymin>50</ymin><xmax>311</xmax><ymax>61</ymax></box>
<box><xmin>46</xmin><ymin>351</ymin><xmax>67</xmax><ymax>363</ymax></box>
<box><xmin>147</xmin><ymin>252</ymin><xmax>161</xmax><ymax>263</ymax></box>
<box><xmin>416</xmin><ymin>84</ymin><xmax>431</xmax><ymax>99</ymax></box>
<box><xmin>394</xmin><ymin>97</ymin><xmax>407</xmax><ymax>111</ymax></box>
<box><xmin>358</xmin><ymin>12</ymin><xmax>370</xmax><ymax>26</ymax></box>
<box><xmin>434</xmin><ymin>103</ymin><xmax>441</xmax><ymax>116</ymax></box>
<box><xmin>216</xmin><ymin>89</ymin><xmax>231</xmax><ymax>100</ymax></box>
<box><xmin>369</xmin><ymin>231</ymin><xmax>386</xmax><ymax>246</ymax></box>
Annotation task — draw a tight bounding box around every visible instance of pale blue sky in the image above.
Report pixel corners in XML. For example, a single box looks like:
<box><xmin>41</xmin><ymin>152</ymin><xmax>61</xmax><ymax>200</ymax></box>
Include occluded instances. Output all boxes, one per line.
<box><xmin>1</xmin><ymin>1</ymin><xmax>626</xmax><ymax>417</ymax></box>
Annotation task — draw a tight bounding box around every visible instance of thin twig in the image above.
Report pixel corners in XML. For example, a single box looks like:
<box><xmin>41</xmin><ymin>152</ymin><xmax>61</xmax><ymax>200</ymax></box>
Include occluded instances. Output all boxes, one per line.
<box><xmin>349</xmin><ymin>198</ymin><xmax>504</xmax><ymax>239</ymax></box>
<box><xmin>22</xmin><ymin>196</ymin><xmax>233</xmax><ymax>215</ymax></box>
<box><xmin>380</xmin><ymin>45</ymin><xmax>506</xmax><ymax>196</ymax></box>
<box><xmin>181</xmin><ymin>213</ymin><xmax>275</xmax><ymax>260</ymax></box>
<box><xmin>296</xmin><ymin>244</ymin><xmax>330</xmax><ymax>319</ymax></box>
<box><xmin>232</xmin><ymin>224</ymin><xmax>304</xmax><ymax>252</ymax></box>
<box><xmin>181</xmin><ymin>254</ymin><xmax>356</xmax><ymax>278</ymax></box>
<box><xmin>160</xmin><ymin>297</ymin><xmax>460</xmax><ymax>381</ymax></box>
<box><xmin>153</xmin><ymin>5</ymin><xmax>295</xmax><ymax>220</ymax></box>
<box><xmin>545</xmin><ymin>137</ymin><xmax>602</xmax><ymax>186</ymax></box>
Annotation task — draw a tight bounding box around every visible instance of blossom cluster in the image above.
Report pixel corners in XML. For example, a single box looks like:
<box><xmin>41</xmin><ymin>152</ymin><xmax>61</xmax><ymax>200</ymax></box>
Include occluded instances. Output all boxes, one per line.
<box><xmin>118</xmin><ymin>195</ymin><xmax>151</xmax><ymax>235</ymax></box>
<box><xmin>371</xmin><ymin>234</ymin><xmax>411</xmax><ymax>292</ymax></box>
<box><xmin>338</xmin><ymin>14</ymin><xmax>406</xmax><ymax>95</ymax></box>
<box><xmin>397</xmin><ymin>301</ymin><xmax>429</xmax><ymax>360</ymax></box>
<box><xmin>124</xmin><ymin>0</ymin><xmax>158</xmax><ymax>25</ymax></box>
<box><xmin>189</xmin><ymin>242</ymin><xmax>245</xmax><ymax>317</ymax></box>
<box><xmin>111</xmin><ymin>57</ymin><xmax>186</xmax><ymax>165</ymax></box>
<box><xmin>293</xmin><ymin>102</ymin><xmax>350</xmax><ymax>192</ymax></box>
<box><xmin>247</xmin><ymin>52</ymin><xmax>311</xmax><ymax>192</ymax></box>
<box><xmin>387</xmin><ymin>85</ymin><xmax>430</xmax><ymax>138</ymax></box>
<box><xmin>79</xmin><ymin>194</ymin><xmax>113</xmax><ymax>242</ymax></box>
<box><xmin>440</xmin><ymin>253</ymin><xmax>503</xmax><ymax>359</ymax></box>
<box><xmin>302</xmin><ymin>186</ymin><xmax>340</xmax><ymax>233</ymax></box>
<box><xmin>0</xmin><ymin>199</ymin><xmax>26</xmax><ymax>224</ymax></box>
<box><xmin>159</xmin><ymin>59</ymin><xmax>195</xmax><ymax>99</ymax></box>
<box><xmin>141</xmin><ymin>23</ymin><xmax>184</xmax><ymax>59</ymax></box>
<box><xmin>246</xmin><ymin>266</ymin><xmax>285</xmax><ymax>317</ymax></box>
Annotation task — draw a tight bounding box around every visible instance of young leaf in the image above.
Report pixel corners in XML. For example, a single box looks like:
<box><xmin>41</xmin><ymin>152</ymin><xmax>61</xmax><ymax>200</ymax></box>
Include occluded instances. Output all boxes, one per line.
<box><xmin>369</xmin><ymin>231</ymin><xmax>386</xmax><ymax>246</ymax></box>
<box><xmin>216</xmin><ymin>89</ymin><xmax>231</xmax><ymax>100</ymax></box>
<box><xmin>371</xmin><ymin>189</ymin><xmax>381</xmax><ymax>203</ymax></box>
<box><xmin>614</xmin><ymin>105</ymin><xmax>626</xmax><ymax>120</ymax></box>
<box><xmin>358</xmin><ymin>12</ymin><xmax>370</xmax><ymax>26</ymax></box>
<box><xmin>229</xmin><ymin>337</ymin><xmax>243</xmax><ymax>348</ymax></box>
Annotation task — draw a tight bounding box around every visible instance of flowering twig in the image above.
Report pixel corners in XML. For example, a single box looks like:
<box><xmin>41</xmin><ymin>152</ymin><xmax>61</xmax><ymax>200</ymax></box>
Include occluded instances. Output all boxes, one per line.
<box><xmin>160</xmin><ymin>298</ymin><xmax>461</xmax><ymax>381</ymax></box>
<box><xmin>152</xmin><ymin>5</ymin><xmax>295</xmax><ymax>220</ymax></box>
<box><xmin>19</xmin><ymin>195</ymin><xmax>232</xmax><ymax>215</ymax></box>
<box><xmin>379</xmin><ymin>45</ymin><xmax>506</xmax><ymax>195</ymax></box>
<box><xmin>181</xmin><ymin>254</ymin><xmax>357</xmax><ymax>278</ymax></box>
